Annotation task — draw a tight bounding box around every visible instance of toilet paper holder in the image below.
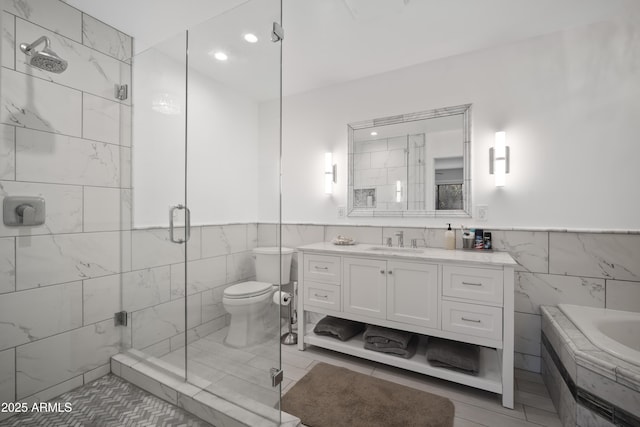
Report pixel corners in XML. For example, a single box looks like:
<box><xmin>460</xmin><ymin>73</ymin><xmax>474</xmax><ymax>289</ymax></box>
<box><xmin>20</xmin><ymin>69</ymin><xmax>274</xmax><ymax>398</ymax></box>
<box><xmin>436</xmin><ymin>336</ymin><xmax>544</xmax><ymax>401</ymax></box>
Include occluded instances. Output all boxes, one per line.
<box><xmin>278</xmin><ymin>283</ymin><xmax>298</xmax><ymax>345</ymax></box>
<box><xmin>3</xmin><ymin>196</ymin><xmax>46</xmax><ymax>226</ymax></box>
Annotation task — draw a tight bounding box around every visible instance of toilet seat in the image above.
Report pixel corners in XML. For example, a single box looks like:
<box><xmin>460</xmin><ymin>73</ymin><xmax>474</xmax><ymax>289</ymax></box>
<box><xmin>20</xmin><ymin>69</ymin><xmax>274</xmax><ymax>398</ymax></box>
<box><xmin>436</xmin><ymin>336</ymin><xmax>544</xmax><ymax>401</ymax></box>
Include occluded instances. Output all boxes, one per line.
<box><xmin>223</xmin><ymin>281</ymin><xmax>272</xmax><ymax>299</ymax></box>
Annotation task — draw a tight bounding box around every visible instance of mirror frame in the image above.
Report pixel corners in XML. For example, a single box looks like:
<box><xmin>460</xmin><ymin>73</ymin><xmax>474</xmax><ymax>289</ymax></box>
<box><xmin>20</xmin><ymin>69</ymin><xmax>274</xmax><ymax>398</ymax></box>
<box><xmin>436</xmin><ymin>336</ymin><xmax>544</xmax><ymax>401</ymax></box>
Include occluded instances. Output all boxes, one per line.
<box><xmin>347</xmin><ymin>103</ymin><xmax>472</xmax><ymax>218</ymax></box>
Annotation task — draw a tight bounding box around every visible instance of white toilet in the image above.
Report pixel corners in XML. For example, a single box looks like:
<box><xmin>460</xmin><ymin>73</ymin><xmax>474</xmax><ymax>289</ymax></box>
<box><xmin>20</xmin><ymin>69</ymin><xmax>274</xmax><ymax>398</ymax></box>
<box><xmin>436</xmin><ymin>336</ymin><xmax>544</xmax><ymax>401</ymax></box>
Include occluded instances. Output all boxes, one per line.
<box><xmin>222</xmin><ymin>247</ymin><xmax>294</xmax><ymax>347</ymax></box>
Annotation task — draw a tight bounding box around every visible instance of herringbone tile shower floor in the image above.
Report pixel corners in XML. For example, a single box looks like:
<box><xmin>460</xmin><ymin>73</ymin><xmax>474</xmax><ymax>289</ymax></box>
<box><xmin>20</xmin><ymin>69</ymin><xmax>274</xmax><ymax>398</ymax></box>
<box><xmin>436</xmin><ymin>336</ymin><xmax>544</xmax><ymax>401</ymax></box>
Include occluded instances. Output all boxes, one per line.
<box><xmin>0</xmin><ymin>374</ymin><xmax>212</xmax><ymax>427</ymax></box>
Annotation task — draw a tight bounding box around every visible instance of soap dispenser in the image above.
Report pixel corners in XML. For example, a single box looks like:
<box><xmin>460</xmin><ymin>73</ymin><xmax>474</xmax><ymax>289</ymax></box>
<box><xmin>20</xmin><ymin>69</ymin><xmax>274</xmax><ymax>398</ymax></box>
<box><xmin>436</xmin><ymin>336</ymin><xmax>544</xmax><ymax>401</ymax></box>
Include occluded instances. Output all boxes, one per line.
<box><xmin>444</xmin><ymin>223</ymin><xmax>455</xmax><ymax>250</ymax></box>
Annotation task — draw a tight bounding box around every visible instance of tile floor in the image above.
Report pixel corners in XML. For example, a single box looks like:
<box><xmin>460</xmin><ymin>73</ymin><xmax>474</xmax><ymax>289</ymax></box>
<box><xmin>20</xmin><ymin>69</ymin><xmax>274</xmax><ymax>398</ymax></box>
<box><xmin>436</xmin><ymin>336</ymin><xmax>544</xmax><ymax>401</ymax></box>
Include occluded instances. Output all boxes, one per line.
<box><xmin>280</xmin><ymin>343</ymin><xmax>562</xmax><ymax>427</ymax></box>
<box><xmin>157</xmin><ymin>324</ymin><xmax>561</xmax><ymax>427</ymax></box>
<box><xmin>0</xmin><ymin>374</ymin><xmax>212</xmax><ymax>427</ymax></box>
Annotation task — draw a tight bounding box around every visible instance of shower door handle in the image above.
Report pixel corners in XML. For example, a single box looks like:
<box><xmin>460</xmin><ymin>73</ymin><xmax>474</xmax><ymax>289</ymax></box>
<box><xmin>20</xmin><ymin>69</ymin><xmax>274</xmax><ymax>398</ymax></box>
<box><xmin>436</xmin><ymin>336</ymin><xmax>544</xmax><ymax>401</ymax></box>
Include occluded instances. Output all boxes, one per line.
<box><xmin>169</xmin><ymin>204</ymin><xmax>190</xmax><ymax>244</ymax></box>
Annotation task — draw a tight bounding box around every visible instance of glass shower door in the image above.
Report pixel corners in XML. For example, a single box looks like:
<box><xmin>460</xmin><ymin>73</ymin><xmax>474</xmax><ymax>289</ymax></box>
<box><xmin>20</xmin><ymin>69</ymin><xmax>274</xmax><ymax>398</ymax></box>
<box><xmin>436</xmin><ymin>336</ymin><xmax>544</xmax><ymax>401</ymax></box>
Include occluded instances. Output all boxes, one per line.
<box><xmin>126</xmin><ymin>30</ymin><xmax>189</xmax><ymax>374</ymax></box>
<box><xmin>125</xmin><ymin>0</ymin><xmax>283</xmax><ymax>424</ymax></box>
<box><xmin>184</xmin><ymin>0</ymin><xmax>283</xmax><ymax>422</ymax></box>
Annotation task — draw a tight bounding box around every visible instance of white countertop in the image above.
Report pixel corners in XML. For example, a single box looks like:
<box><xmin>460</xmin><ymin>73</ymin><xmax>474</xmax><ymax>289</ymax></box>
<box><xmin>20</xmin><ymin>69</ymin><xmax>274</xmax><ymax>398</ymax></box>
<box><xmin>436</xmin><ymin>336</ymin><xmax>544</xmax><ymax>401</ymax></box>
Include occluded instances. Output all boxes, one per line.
<box><xmin>297</xmin><ymin>242</ymin><xmax>518</xmax><ymax>267</ymax></box>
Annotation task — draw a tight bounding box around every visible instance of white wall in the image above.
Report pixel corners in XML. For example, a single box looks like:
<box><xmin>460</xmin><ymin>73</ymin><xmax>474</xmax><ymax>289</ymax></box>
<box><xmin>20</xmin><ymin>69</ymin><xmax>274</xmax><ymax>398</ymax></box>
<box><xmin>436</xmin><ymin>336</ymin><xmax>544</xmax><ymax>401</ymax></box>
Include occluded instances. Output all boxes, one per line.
<box><xmin>263</xmin><ymin>15</ymin><xmax>640</xmax><ymax>230</ymax></box>
<box><xmin>133</xmin><ymin>48</ymin><xmax>261</xmax><ymax>227</ymax></box>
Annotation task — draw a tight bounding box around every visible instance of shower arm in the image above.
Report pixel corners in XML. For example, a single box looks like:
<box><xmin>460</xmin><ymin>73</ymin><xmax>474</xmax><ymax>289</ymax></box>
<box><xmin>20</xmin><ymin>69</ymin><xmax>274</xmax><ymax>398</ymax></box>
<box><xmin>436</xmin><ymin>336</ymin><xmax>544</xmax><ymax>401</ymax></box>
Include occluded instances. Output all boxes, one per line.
<box><xmin>20</xmin><ymin>36</ymin><xmax>51</xmax><ymax>55</ymax></box>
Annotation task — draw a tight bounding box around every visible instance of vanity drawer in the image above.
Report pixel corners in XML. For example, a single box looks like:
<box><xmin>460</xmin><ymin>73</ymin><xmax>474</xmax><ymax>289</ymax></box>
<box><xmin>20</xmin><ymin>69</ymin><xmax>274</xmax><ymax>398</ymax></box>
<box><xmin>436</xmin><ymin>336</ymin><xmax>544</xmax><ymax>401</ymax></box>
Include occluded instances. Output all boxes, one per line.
<box><xmin>303</xmin><ymin>254</ymin><xmax>341</xmax><ymax>284</ymax></box>
<box><xmin>303</xmin><ymin>281</ymin><xmax>341</xmax><ymax>312</ymax></box>
<box><xmin>441</xmin><ymin>300</ymin><xmax>502</xmax><ymax>341</ymax></box>
<box><xmin>442</xmin><ymin>265</ymin><xmax>503</xmax><ymax>304</ymax></box>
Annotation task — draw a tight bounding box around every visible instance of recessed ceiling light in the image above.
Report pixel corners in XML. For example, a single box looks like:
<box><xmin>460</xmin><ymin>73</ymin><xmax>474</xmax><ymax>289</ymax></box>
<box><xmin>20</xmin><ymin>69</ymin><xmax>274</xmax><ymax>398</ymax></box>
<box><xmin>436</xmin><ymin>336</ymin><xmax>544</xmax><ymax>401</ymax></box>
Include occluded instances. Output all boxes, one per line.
<box><xmin>371</xmin><ymin>131</ymin><xmax>378</xmax><ymax>136</ymax></box>
<box><xmin>244</xmin><ymin>33</ymin><xmax>258</xmax><ymax>43</ymax></box>
<box><xmin>213</xmin><ymin>51</ymin><xmax>228</xmax><ymax>61</ymax></box>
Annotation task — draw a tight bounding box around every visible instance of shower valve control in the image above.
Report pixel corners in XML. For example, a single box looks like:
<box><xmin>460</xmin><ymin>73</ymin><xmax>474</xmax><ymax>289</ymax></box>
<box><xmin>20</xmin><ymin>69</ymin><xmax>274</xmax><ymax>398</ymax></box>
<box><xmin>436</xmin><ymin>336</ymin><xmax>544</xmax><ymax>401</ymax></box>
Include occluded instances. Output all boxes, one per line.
<box><xmin>3</xmin><ymin>196</ymin><xmax>46</xmax><ymax>226</ymax></box>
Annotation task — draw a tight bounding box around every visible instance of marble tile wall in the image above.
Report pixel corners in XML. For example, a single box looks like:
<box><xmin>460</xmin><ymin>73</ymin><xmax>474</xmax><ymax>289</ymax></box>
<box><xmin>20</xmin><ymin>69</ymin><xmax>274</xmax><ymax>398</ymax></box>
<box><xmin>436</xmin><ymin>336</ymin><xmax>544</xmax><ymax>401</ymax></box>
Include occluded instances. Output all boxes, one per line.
<box><xmin>264</xmin><ymin>223</ymin><xmax>640</xmax><ymax>373</ymax></box>
<box><xmin>0</xmin><ymin>0</ymin><xmax>132</xmax><ymax>418</ymax></box>
<box><xmin>123</xmin><ymin>224</ymin><xmax>259</xmax><ymax>360</ymax></box>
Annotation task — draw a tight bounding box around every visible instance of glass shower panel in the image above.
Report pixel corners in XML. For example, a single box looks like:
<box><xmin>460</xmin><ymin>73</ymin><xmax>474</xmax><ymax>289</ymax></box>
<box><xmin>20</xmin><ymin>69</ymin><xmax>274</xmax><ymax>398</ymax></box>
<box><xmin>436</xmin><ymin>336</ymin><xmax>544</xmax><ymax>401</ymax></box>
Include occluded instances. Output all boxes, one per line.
<box><xmin>125</xmin><ymin>30</ymin><xmax>188</xmax><ymax>376</ymax></box>
<box><xmin>184</xmin><ymin>0</ymin><xmax>282</xmax><ymax>423</ymax></box>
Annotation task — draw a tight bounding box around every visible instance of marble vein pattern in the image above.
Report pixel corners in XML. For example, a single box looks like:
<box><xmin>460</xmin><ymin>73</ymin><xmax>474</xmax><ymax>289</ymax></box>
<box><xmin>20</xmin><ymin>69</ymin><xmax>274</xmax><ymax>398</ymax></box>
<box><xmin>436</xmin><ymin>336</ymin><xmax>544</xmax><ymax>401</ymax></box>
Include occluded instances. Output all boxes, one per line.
<box><xmin>131</xmin><ymin>228</ymin><xmax>202</xmax><ymax>271</ymax></box>
<box><xmin>83</xmin><ymin>186</ymin><xmax>121</xmax><ymax>232</ymax></box>
<box><xmin>202</xmin><ymin>224</ymin><xmax>248</xmax><ymax>258</ymax></box>
<box><xmin>15</xmin><ymin>319</ymin><xmax>119</xmax><ymax>399</ymax></box>
<box><xmin>0</xmin><ymin>349</ymin><xmax>14</xmax><ymax>403</ymax></box>
<box><xmin>15</xmin><ymin>17</ymin><xmax>131</xmax><ymax>103</ymax></box>
<box><xmin>2</xmin><ymin>12</ymin><xmax>15</xmax><ymax>70</ymax></box>
<box><xmin>2</xmin><ymin>0</ymin><xmax>82</xmax><ymax>42</ymax></box>
<box><xmin>1</xmin><ymin>69</ymin><xmax>82</xmax><ymax>136</ymax></box>
<box><xmin>226</xmin><ymin>251</ymin><xmax>255</xmax><ymax>284</ymax></box>
<box><xmin>576</xmin><ymin>405</ymin><xmax>616</xmax><ymax>427</ymax></box>
<box><xmin>542</xmin><ymin>344</ymin><xmax>577</xmax><ymax>427</ymax></box>
<box><xmin>0</xmin><ymin>180</ymin><xmax>83</xmax><ymax>236</ymax></box>
<box><xmin>82</xmin><ymin>92</ymin><xmax>121</xmax><ymax>145</ymax></box>
<box><xmin>170</xmin><ymin>256</ymin><xmax>227</xmax><ymax>298</ymax></box>
<box><xmin>119</xmin><ymin>103</ymin><xmax>132</xmax><ymax>147</ymax></box>
<box><xmin>122</xmin><ymin>266</ymin><xmax>172</xmax><ymax>312</ymax></box>
<box><xmin>515</xmin><ymin>312</ymin><xmax>542</xmax><ymax>357</ymax></box>
<box><xmin>82</xmin><ymin>274</ymin><xmax>121</xmax><ymax>325</ymax></box>
<box><xmin>16</xmin><ymin>127</ymin><xmax>120</xmax><ymax>187</ymax></box>
<box><xmin>16</xmin><ymin>231</ymin><xmax>120</xmax><ymax>289</ymax></box>
<box><xmin>324</xmin><ymin>225</ymin><xmax>383</xmax><ymax>245</ymax></box>
<box><xmin>82</xmin><ymin>13</ymin><xmax>132</xmax><ymax>61</ymax></box>
<box><xmin>120</xmin><ymin>145</ymin><xmax>131</xmax><ymax>188</ymax></box>
<box><xmin>201</xmin><ymin>289</ymin><xmax>226</xmax><ymax>324</ymax></box>
<box><xmin>131</xmin><ymin>299</ymin><xmax>186</xmax><ymax>349</ymax></box>
<box><xmin>549</xmin><ymin>232</ymin><xmax>640</xmax><ymax>281</ymax></box>
<box><xmin>489</xmin><ymin>230</ymin><xmax>548</xmax><ymax>273</ymax></box>
<box><xmin>577</xmin><ymin>365</ymin><xmax>640</xmax><ymax>418</ymax></box>
<box><xmin>515</xmin><ymin>272</ymin><xmax>605</xmax><ymax>315</ymax></box>
<box><xmin>0</xmin><ymin>237</ymin><xmax>15</xmax><ymax>294</ymax></box>
<box><xmin>281</xmin><ymin>224</ymin><xmax>324</xmax><ymax>248</ymax></box>
<box><xmin>0</xmin><ymin>281</ymin><xmax>83</xmax><ymax>351</ymax></box>
<box><xmin>0</xmin><ymin>124</ymin><xmax>15</xmax><ymax>180</ymax></box>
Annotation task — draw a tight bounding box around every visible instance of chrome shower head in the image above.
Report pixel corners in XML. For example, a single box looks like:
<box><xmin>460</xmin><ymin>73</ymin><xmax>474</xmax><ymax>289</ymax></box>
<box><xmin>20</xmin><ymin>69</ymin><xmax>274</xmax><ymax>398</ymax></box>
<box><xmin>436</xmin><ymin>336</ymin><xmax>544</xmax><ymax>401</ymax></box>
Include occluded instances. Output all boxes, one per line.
<box><xmin>20</xmin><ymin>36</ymin><xmax>68</xmax><ymax>74</ymax></box>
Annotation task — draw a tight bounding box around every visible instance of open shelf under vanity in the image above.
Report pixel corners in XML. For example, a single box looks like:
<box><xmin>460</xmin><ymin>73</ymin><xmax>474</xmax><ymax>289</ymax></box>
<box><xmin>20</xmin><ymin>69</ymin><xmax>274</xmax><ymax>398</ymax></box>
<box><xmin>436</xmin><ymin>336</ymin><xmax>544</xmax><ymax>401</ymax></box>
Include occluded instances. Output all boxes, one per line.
<box><xmin>303</xmin><ymin>322</ymin><xmax>504</xmax><ymax>394</ymax></box>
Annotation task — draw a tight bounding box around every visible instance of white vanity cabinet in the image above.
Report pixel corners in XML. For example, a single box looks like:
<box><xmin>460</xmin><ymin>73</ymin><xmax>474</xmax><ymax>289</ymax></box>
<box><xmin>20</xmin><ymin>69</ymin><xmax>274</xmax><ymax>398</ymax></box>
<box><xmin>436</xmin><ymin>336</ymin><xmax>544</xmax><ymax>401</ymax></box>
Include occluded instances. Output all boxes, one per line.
<box><xmin>343</xmin><ymin>257</ymin><xmax>439</xmax><ymax>328</ymax></box>
<box><xmin>297</xmin><ymin>242</ymin><xmax>517</xmax><ymax>409</ymax></box>
<box><xmin>385</xmin><ymin>260</ymin><xmax>439</xmax><ymax>329</ymax></box>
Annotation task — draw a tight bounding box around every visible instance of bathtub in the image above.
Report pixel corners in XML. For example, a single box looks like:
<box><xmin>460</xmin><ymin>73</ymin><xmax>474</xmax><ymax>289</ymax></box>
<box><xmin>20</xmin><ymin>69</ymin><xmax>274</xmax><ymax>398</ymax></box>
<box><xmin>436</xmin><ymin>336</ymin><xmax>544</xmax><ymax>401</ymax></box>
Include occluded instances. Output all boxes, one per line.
<box><xmin>558</xmin><ymin>304</ymin><xmax>640</xmax><ymax>367</ymax></box>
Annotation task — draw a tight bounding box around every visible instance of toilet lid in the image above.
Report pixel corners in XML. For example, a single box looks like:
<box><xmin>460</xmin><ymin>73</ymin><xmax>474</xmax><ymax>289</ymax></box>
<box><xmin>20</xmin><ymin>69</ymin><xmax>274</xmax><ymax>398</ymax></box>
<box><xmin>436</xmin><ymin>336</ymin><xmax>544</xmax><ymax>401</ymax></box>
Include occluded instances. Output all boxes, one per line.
<box><xmin>224</xmin><ymin>281</ymin><xmax>272</xmax><ymax>298</ymax></box>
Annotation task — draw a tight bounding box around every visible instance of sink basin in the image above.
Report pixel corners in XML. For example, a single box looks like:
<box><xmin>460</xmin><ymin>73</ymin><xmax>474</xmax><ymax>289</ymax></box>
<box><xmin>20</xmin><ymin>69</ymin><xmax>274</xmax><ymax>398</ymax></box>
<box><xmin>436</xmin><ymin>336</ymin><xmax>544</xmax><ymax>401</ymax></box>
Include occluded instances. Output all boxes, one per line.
<box><xmin>367</xmin><ymin>246</ymin><xmax>424</xmax><ymax>254</ymax></box>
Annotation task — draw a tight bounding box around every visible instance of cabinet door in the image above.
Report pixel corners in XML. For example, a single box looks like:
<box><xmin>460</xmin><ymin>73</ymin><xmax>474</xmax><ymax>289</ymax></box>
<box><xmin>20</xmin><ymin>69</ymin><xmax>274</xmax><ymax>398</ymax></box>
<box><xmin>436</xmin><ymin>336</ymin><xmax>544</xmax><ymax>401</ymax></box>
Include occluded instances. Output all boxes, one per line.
<box><xmin>387</xmin><ymin>261</ymin><xmax>439</xmax><ymax>328</ymax></box>
<box><xmin>343</xmin><ymin>257</ymin><xmax>387</xmax><ymax>319</ymax></box>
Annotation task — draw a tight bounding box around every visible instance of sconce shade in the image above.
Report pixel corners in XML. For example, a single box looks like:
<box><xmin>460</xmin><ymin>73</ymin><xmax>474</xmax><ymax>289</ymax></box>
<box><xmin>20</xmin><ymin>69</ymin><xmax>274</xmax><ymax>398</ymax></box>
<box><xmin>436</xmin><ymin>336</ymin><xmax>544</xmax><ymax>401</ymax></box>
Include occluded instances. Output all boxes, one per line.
<box><xmin>325</xmin><ymin>152</ymin><xmax>336</xmax><ymax>194</ymax></box>
<box><xmin>490</xmin><ymin>131</ymin><xmax>509</xmax><ymax>187</ymax></box>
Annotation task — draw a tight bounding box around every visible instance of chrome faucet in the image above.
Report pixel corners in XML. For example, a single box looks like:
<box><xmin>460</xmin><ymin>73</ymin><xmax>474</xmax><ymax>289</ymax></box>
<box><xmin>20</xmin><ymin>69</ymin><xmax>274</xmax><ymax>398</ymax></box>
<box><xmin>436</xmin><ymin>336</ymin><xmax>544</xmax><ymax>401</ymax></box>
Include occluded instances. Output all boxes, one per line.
<box><xmin>395</xmin><ymin>231</ymin><xmax>404</xmax><ymax>248</ymax></box>
<box><xmin>411</xmin><ymin>238</ymin><xmax>426</xmax><ymax>248</ymax></box>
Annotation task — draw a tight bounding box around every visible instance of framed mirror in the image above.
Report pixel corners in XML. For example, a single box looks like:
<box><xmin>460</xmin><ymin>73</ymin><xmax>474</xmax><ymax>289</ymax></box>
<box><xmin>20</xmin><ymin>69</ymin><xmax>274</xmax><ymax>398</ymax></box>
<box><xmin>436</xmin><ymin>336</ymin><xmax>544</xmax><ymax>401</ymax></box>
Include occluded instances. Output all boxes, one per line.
<box><xmin>347</xmin><ymin>104</ymin><xmax>471</xmax><ymax>217</ymax></box>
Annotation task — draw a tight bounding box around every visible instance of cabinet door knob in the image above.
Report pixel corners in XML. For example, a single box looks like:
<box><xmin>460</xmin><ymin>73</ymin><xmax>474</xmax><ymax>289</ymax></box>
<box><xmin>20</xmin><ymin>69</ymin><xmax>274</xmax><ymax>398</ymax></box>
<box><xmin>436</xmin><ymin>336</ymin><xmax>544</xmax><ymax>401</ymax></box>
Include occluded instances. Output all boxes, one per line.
<box><xmin>387</xmin><ymin>270</ymin><xmax>393</xmax><ymax>275</ymax></box>
<box><xmin>380</xmin><ymin>269</ymin><xmax>385</xmax><ymax>274</ymax></box>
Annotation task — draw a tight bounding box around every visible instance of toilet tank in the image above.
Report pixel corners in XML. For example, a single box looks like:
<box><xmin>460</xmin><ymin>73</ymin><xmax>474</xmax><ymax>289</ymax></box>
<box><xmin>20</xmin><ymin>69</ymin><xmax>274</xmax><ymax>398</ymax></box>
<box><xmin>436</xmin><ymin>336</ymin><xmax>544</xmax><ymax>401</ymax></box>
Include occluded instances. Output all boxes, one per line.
<box><xmin>253</xmin><ymin>247</ymin><xmax>294</xmax><ymax>284</ymax></box>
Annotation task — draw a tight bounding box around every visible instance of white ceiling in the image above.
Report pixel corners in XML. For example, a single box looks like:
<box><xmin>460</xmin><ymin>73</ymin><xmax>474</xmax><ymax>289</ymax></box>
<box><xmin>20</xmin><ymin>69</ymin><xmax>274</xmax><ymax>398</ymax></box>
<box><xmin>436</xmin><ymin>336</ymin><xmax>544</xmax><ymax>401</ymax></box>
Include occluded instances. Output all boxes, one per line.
<box><xmin>66</xmin><ymin>0</ymin><xmax>638</xmax><ymax>99</ymax></box>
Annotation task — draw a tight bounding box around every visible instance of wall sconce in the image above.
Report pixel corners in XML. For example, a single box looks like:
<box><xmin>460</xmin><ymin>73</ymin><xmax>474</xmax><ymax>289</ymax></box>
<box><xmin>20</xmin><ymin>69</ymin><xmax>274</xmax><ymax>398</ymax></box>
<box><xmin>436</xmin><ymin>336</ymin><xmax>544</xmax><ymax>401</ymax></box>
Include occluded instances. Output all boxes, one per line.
<box><xmin>395</xmin><ymin>180</ymin><xmax>402</xmax><ymax>202</ymax></box>
<box><xmin>324</xmin><ymin>152</ymin><xmax>337</xmax><ymax>194</ymax></box>
<box><xmin>490</xmin><ymin>131</ymin><xmax>510</xmax><ymax>187</ymax></box>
